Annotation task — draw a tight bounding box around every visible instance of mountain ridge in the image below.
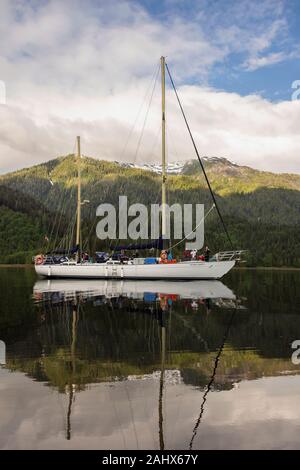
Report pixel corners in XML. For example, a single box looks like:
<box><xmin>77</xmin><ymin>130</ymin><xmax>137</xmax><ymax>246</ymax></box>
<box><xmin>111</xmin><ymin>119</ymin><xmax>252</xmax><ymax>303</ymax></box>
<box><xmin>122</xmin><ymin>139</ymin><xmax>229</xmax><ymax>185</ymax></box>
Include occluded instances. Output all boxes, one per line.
<box><xmin>2</xmin><ymin>155</ymin><xmax>300</xmax><ymax>196</ymax></box>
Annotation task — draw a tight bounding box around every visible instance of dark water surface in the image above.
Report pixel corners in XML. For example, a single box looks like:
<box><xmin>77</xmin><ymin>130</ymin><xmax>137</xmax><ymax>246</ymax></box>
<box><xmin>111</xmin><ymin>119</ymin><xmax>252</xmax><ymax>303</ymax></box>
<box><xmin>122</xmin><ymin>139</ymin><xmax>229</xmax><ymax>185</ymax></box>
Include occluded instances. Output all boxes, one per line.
<box><xmin>0</xmin><ymin>267</ymin><xmax>300</xmax><ymax>450</ymax></box>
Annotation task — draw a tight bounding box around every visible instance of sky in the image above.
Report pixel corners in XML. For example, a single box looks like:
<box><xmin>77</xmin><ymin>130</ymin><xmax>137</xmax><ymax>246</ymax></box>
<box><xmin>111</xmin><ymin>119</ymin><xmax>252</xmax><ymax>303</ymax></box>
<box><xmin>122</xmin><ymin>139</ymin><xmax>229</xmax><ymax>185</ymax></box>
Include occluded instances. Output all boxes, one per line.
<box><xmin>0</xmin><ymin>0</ymin><xmax>300</xmax><ymax>174</ymax></box>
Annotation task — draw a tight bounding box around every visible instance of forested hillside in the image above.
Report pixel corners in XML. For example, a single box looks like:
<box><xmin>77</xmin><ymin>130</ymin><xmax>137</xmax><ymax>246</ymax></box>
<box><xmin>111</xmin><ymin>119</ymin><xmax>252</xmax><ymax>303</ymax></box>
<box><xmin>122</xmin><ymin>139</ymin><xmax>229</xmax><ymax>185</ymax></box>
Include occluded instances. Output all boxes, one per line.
<box><xmin>0</xmin><ymin>185</ymin><xmax>58</xmax><ymax>263</ymax></box>
<box><xmin>0</xmin><ymin>155</ymin><xmax>299</xmax><ymax>266</ymax></box>
<box><xmin>182</xmin><ymin>158</ymin><xmax>300</xmax><ymax>195</ymax></box>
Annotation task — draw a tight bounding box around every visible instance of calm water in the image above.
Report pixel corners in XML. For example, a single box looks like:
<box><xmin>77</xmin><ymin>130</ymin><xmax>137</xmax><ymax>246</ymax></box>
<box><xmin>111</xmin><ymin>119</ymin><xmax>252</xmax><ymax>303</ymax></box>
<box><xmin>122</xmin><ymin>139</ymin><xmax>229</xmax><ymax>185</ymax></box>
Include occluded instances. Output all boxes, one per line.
<box><xmin>0</xmin><ymin>267</ymin><xmax>300</xmax><ymax>450</ymax></box>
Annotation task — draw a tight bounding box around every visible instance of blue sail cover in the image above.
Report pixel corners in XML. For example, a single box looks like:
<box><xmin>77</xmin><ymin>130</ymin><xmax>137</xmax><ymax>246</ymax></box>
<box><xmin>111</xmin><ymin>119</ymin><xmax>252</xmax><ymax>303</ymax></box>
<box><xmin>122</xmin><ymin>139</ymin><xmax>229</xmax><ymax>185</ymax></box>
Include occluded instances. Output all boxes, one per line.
<box><xmin>114</xmin><ymin>238</ymin><xmax>163</xmax><ymax>251</ymax></box>
<box><xmin>46</xmin><ymin>244</ymin><xmax>79</xmax><ymax>255</ymax></box>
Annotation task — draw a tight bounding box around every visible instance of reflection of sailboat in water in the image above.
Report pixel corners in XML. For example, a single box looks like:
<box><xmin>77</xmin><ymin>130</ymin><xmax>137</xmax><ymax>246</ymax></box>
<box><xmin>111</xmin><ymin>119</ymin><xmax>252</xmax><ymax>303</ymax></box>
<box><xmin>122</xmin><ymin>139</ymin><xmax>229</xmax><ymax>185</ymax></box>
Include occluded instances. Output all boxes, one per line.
<box><xmin>33</xmin><ymin>278</ymin><xmax>236</xmax><ymax>307</ymax></box>
<box><xmin>32</xmin><ymin>277</ymin><xmax>241</xmax><ymax>447</ymax></box>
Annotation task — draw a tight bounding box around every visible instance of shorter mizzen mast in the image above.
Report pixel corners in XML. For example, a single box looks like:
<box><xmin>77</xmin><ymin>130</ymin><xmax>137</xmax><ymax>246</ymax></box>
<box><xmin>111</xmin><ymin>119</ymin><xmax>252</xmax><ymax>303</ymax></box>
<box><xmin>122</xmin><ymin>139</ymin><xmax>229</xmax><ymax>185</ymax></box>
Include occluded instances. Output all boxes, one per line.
<box><xmin>75</xmin><ymin>136</ymin><xmax>81</xmax><ymax>263</ymax></box>
<box><xmin>161</xmin><ymin>56</ymin><xmax>167</xmax><ymax>250</ymax></box>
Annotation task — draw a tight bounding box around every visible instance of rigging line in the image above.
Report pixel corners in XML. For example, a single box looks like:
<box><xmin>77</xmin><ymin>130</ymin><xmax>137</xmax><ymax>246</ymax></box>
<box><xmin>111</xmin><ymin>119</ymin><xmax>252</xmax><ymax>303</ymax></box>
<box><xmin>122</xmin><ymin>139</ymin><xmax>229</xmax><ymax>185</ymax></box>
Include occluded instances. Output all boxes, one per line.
<box><xmin>149</xmin><ymin>123</ymin><xmax>162</xmax><ymax>159</ymax></box>
<box><xmin>106</xmin><ymin>383</ymin><xmax>127</xmax><ymax>450</ymax></box>
<box><xmin>133</xmin><ymin>66</ymin><xmax>160</xmax><ymax>163</ymax></box>
<box><xmin>56</xmin><ymin>199</ymin><xmax>73</xmax><ymax>251</ymax></box>
<box><xmin>123</xmin><ymin>380</ymin><xmax>140</xmax><ymax>450</ymax></box>
<box><xmin>109</xmin><ymin>156</ymin><xmax>161</xmax><ymax>254</ymax></box>
<box><xmin>81</xmin><ymin>212</ymin><xmax>93</xmax><ymax>252</ymax></box>
<box><xmin>119</xmin><ymin>62</ymin><xmax>160</xmax><ymax>162</ymax></box>
<box><xmin>50</xmin><ymin>180</ymin><xmax>74</xmax><ymax>250</ymax></box>
<box><xmin>44</xmin><ymin>175</ymin><xmax>64</xmax><ymax>249</ymax></box>
<box><xmin>82</xmin><ymin>216</ymin><xmax>97</xmax><ymax>251</ymax></box>
<box><xmin>110</xmin><ymin>121</ymin><xmax>163</xmax><ymax>253</ymax></box>
<box><xmin>166</xmin><ymin>120</ymin><xmax>180</xmax><ymax>163</ymax></box>
<box><xmin>104</xmin><ymin>171</ymin><xmax>132</xmax><ymax>253</ymax></box>
<box><xmin>109</xmin><ymin>177</ymin><xmax>130</xmax><ymax>252</ymax></box>
<box><xmin>165</xmin><ymin>63</ymin><xmax>234</xmax><ymax>250</ymax></box>
<box><xmin>171</xmin><ymin>310</ymin><xmax>210</xmax><ymax>353</ymax></box>
<box><xmin>67</xmin><ymin>210</ymin><xmax>77</xmax><ymax>252</ymax></box>
<box><xmin>188</xmin><ymin>307</ymin><xmax>237</xmax><ymax>450</ymax></box>
<box><xmin>89</xmin><ymin>181</ymin><xmax>112</xmax><ymax>252</ymax></box>
<box><xmin>56</xmin><ymin>139</ymin><xmax>78</xmax><ymax>250</ymax></box>
<box><xmin>47</xmin><ymin>142</ymin><xmax>77</xmax><ymax>249</ymax></box>
<box><xmin>47</xmin><ymin>186</ymin><xmax>66</xmax><ymax>248</ymax></box>
<box><xmin>51</xmin><ymin>194</ymin><xmax>68</xmax><ymax>250</ymax></box>
<box><xmin>168</xmin><ymin>204</ymin><xmax>215</xmax><ymax>251</ymax></box>
<box><xmin>109</xmin><ymin>166</ymin><xmax>159</xmax><ymax>253</ymax></box>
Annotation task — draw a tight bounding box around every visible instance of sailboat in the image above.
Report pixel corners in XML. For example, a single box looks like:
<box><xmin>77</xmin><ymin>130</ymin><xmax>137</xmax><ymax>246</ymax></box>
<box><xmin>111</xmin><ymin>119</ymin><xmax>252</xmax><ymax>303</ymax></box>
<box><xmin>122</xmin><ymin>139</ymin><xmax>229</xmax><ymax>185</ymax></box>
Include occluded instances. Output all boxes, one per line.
<box><xmin>35</xmin><ymin>57</ymin><xmax>243</xmax><ymax>280</ymax></box>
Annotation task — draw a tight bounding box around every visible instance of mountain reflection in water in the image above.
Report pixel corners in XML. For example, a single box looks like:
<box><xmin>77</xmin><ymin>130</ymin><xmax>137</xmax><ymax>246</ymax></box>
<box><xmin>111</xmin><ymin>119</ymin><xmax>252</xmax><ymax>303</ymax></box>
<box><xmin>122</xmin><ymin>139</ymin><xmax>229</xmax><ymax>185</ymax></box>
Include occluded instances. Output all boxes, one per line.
<box><xmin>0</xmin><ymin>268</ymin><xmax>300</xmax><ymax>449</ymax></box>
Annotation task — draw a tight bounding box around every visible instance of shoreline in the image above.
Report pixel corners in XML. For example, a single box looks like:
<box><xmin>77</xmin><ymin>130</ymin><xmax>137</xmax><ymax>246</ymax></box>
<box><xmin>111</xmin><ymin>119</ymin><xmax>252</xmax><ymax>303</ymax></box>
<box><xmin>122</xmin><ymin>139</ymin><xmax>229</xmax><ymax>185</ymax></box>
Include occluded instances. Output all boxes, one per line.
<box><xmin>0</xmin><ymin>264</ymin><xmax>300</xmax><ymax>271</ymax></box>
<box><xmin>234</xmin><ymin>266</ymin><xmax>300</xmax><ymax>271</ymax></box>
<box><xmin>0</xmin><ymin>264</ymin><xmax>34</xmax><ymax>268</ymax></box>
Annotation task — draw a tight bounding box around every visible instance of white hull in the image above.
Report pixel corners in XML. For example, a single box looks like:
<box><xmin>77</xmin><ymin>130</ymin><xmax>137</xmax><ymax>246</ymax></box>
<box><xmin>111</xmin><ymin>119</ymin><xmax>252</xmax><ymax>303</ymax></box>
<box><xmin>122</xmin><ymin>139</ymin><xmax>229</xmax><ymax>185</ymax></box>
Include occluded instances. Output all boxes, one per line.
<box><xmin>35</xmin><ymin>260</ymin><xmax>235</xmax><ymax>280</ymax></box>
<box><xmin>33</xmin><ymin>278</ymin><xmax>236</xmax><ymax>300</ymax></box>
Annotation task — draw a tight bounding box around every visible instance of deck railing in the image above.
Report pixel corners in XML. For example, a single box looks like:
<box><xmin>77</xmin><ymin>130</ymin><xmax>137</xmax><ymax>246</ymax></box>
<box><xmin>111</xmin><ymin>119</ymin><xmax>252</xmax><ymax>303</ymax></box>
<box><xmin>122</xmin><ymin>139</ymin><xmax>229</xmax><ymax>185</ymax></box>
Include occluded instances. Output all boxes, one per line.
<box><xmin>212</xmin><ymin>250</ymin><xmax>247</xmax><ymax>262</ymax></box>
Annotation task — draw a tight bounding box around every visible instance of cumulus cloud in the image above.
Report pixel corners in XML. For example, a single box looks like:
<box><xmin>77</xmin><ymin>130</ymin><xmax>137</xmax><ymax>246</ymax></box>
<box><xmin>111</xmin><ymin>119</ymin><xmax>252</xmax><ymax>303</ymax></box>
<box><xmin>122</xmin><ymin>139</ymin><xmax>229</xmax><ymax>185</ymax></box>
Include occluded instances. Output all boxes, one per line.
<box><xmin>0</xmin><ymin>0</ymin><xmax>299</xmax><ymax>174</ymax></box>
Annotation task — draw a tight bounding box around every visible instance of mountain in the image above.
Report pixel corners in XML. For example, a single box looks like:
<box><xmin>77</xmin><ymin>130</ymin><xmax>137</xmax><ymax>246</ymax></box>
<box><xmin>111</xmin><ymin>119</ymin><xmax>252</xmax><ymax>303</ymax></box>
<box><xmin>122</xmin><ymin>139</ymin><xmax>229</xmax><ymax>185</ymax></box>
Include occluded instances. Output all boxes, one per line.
<box><xmin>1</xmin><ymin>155</ymin><xmax>300</xmax><ymax>266</ymax></box>
<box><xmin>182</xmin><ymin>157</ymin><xmax>300</xmax><ymax>196</ymax></box>
<box><xmin>119</xmin><ymin>156</ymin><xmax>300</xmax><ymax>195</ymax></box>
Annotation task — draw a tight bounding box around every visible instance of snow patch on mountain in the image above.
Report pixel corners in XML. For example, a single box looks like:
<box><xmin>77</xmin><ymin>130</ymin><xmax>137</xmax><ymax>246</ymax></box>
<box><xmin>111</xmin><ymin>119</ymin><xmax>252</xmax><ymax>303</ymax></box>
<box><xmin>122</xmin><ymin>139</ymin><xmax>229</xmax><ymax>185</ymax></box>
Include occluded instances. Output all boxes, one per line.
<box><xmin>116</xmin><ymin>157</ymin><xmax>235</xmax><ymax>174</ymax></box>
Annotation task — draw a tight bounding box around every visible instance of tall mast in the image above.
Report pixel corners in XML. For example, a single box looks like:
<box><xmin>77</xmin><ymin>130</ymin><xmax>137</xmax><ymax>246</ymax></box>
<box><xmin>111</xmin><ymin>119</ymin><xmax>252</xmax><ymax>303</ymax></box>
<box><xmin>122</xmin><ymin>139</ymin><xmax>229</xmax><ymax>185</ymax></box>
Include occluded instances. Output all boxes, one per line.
<box><xmin>75</xmin><ymin>136</ymin><xmax>81</xmax><ymax>262</ymax></box>
<box><xmin>161</xmin><ymin>56</ymin><xmax>167</xmax><ymax>247</ymax></box>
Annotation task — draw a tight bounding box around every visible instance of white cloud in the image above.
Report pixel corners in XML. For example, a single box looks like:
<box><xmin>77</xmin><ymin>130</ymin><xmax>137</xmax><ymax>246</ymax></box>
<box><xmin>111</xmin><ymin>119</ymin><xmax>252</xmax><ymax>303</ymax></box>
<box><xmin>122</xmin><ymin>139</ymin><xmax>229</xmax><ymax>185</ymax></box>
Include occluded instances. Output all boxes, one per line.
<box><xmin>1</xmin><ymin>368</ymin><xmax>300</xmax><ymax>449</ymax></box>
<box><xmin>244</xmin><ymin>51</ymin><xmax>286</xmax><ymax>71</ymax></box>
<box><xmin>0</xmin><ymin>0</ymin><xmax>299</xmax><ymax>174</ymax></box>
<box><xmin>243</xmin><ymin>47</ymin><xmax>300</xmax><ymax>72</ymax></box>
